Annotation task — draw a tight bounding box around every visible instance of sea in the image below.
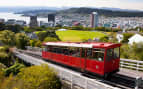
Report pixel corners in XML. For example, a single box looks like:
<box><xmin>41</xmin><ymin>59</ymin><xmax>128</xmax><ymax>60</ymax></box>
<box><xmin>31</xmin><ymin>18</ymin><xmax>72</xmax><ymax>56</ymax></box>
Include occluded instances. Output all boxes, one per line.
<box><xmin>0</xmin><ymin>12</ymin><xmax>48</xmax><ymax>24</ymax></box>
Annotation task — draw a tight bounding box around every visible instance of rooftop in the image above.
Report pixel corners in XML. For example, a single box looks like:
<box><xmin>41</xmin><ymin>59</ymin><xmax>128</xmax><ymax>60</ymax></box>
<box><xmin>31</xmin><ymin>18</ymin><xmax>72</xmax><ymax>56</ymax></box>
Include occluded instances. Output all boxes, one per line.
<box><xmin>43</xmin><ymin>42</ymin><xmax>121</xmax><ymax>48</ymax></box>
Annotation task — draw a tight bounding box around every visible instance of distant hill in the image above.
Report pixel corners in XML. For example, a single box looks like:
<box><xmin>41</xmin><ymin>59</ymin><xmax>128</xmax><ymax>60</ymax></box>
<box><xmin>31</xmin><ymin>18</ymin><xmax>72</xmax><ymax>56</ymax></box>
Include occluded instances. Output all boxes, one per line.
<box><xmin>16</xmin><ymin>9</ymin><xmax>57</xmax><ymax>17</ymax></box>
<box><xmin>56</xmin><ymin>7</ymin><xmax>143</xmax><ymax>17</ymax></box>
<box><xmin>100</xmin><ymin>7</ymin><xmax>141</xmax><ymax>12</ymax></box>
<box><xmin>12</xmin><ymin>7</ymin><xmax>143</xmax><ymax>17</ymax></box>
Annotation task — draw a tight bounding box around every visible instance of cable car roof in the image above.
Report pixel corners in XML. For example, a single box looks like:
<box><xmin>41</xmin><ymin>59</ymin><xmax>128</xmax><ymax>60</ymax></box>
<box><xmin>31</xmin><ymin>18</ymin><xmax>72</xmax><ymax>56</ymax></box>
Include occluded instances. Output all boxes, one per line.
<box><xmin>43</xmin><ymin>42</ymin><xmax>121</xmax><ymax>48</ymax></box>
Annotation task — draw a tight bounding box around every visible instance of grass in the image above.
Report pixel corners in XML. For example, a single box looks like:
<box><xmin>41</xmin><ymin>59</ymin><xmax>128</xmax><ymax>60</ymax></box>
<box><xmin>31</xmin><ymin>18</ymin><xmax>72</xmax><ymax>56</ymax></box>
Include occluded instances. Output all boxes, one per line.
<box><xmin>56</xmin><ymin>30</ymin><xmax>107</xmax><ymax>42</ymax></box>
<box><xmin>0</xmin><ymin>46</ymin><xmax>4</xmax><ymax>51</ymax></box>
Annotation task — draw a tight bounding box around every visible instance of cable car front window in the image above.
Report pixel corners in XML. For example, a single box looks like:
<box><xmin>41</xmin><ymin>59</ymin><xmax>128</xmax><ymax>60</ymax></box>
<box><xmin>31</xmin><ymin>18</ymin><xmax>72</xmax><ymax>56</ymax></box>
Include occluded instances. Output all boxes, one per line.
<box><xmin>106</xmin><ymin>47</ymin><xmax>120</xmax><ymax>61</ymax></box>
<box><xmin>86</xmin><ymin>48</ymin><xmax>105</xmax><ymax>61</ymax></box>
<box><xmin>93</xmin><ymin>48</ymin><xmax>105</xmax><ymax>61</ymax></box>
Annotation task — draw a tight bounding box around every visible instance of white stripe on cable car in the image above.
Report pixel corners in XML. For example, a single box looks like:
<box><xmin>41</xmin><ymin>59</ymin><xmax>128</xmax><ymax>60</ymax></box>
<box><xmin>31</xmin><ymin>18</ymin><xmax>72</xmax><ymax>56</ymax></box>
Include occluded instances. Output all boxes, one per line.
<box><xmin>45</xmin><ymin>43</ymin><xmax>93</xmax><ymax>48</ymax></box>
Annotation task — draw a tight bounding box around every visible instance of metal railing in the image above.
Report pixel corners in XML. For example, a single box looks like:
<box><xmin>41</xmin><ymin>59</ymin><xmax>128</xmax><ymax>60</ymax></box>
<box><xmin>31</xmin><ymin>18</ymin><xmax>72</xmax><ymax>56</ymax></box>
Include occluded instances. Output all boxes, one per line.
<box><xmin>25</xmin><ymin>46</ymin><xmax>42</xmax><ymax>52</ymax></box>
<box><xmin>13</xmin><ymin>50</ymin><xmax>120</xmax><ymax>89</ymax></box>
<box><xmin>120</xmin><ymin>59</ymin><xmax>143</xmax><ymax>71</ymax></box>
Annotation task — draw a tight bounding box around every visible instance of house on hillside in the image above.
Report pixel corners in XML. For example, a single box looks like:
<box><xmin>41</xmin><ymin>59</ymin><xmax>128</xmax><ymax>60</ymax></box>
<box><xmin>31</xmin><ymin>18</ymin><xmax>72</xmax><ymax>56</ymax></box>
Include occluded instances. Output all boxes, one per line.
<box><xmin>128</xmin><ymin>34</ymin><xmax>143</xmax><ymax>45</ymax></box>
<box><xmin>57</xmin><ymin>29</ymin><xmax>67</xmax><ymax>31</ymax></box>
<box><xmin>116</xmin><ymin>34</ymin><xmax>123</xmax><ymax>43</ymax></box>
<box><xmin>27</xmin><ymin>32</ymin><xmax>38</xmax><ymax>39</ymax></box>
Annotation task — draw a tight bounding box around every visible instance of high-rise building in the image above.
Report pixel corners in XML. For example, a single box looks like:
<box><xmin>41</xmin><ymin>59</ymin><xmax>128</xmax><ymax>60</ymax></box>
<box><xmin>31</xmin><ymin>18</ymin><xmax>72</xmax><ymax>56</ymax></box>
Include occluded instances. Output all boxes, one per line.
<box><xmin>48</xmin><ymin>14</ymin><xmax>55</xmax><ymax>22</ymax></box>
<box><xmin>29</xmin><ymin>16</ymin><xmax>38</xmax><ymax>28</ymax></box>
<box><xmin>0</xmin><ymin>18</ymin><xmax>5</xmax><ymax>23</ymax></box>
<box><xmin>90</xmin><ymin>12</ymin><xmax>99</xmax><ymax>28</ymax></box>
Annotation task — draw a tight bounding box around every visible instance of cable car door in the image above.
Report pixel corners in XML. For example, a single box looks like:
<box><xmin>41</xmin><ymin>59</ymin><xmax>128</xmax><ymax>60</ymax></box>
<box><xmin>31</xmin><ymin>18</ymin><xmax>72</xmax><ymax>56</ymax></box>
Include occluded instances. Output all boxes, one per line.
<box><xmin>80</xmin><ymin>48</ymin><xmax>86</xmax><ymax>72</ymax></box>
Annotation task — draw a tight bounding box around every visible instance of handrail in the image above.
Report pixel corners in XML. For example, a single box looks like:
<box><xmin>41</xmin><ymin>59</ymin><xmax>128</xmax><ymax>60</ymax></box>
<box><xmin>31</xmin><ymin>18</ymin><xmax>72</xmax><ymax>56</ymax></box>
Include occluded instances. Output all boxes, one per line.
<box><xmin>120</xmin><ymin>59</ymin><xmax>143</xmax><ymax>71</ymax></box>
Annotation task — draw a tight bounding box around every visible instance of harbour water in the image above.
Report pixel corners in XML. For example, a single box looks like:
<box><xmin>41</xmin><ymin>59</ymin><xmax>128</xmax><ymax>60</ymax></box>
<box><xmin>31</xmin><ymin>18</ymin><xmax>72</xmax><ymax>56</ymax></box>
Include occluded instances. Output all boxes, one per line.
<box><xmin>0</xmin><ymin>12</ymin><xmax>48</xmax><ymax>24</ymax></box>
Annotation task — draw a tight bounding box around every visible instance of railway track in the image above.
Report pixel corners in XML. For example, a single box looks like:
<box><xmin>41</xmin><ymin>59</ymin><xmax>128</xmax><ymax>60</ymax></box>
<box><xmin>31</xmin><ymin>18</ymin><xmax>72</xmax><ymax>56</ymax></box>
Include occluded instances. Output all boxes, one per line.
<box><xmin>18</xmin><ymin>50</ymin><xmax>142</xmax><ymax>89</ymax></box>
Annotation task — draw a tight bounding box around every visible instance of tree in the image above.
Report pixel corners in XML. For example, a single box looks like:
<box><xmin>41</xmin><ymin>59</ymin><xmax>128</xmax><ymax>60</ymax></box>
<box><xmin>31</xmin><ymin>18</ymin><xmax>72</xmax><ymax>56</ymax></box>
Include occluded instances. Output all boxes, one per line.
<box><xmin>99</xmin><ymin>36</ymin><xmax>109</xmax><ymax>42</ymax></box>
<box><xmin>131</xmin><ymin>43</ymin><xmax>143</xmax><ymax>61</ymax></box>
<box><xmin>29</xmin><ymin>39</ymin><xmax>38</xmax><ymax>47</ymax></box>
<box><xmin>44</xmin><ymin>37</ymin><xmax>58</xmax><ymax>42</ymax></box>
<box><xmin>37</xmin><ymin>31</ymin><xmax>59</xmax><ymax>41</ymax></box>
<box><xmin>71</xmin><ymin>26</ymin><xmax>84</xmax><ymax>30</ymax></box>
<box><xmin>37</xmin><ymin>31</ymin><xmax>48</xmax><ymax>41</ymax></box>
<box><xmin>0</xmin><ymin>30</ymin><xmax>15</xmax><ymax>46</ymax></box>
<box><xmin>0</xmin><ymin>67</ymin><xmax>5</xmax><ymax>87</ymax></box>
<box><xmin>4</xmin><ymin>63</ymin><xmax>25</xmax><ymax>76</ymax></box>
<box><xmin>6</xmin><ymin>24</ymin><xmax>24</xmax><ymax>33</ymax></box>
<box><xmin>23</xmin><ymin>27</ymin><xmax>33</xmax><ymax>33</ymax></box>
<box><xmin>35</xmin><ymin>40</ymin><xmax>42</xmax><ymax>47</ymax></box>
<box><xmin>16</xmin><ymin>64</ymin><xmax>61</xmax><ymax>89</ymax></box>
<box><xmin>15</xmin><ymin>33</ymin><xmax>30</xmax><ymax>49</ymax></box>
<box><xmin>120</xmin><ymin>44</ymin><xmax>131</xmax><ymax>59</ymax></box>
<box><xmin>122</xmin><ymin>33</ymin><xmax>134</xmax><ymax>43</ymax></box>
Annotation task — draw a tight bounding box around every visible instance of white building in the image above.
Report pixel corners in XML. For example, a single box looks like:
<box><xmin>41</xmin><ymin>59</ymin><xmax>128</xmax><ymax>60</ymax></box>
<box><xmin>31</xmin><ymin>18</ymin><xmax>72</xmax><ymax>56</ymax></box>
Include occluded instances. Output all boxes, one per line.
<box><xmin>128</xmin><ymin>34</ymin><xmax>143</xmax><ymax>45</ymax></box>
<box><xmin>57</xmin><ymin>29</ymin><xmax>67</xmax><ymax>31</ymax></box>
<box><xmin>116</xmin><ymin>34</ymin><xmax>123</xmax><ymax>43</ymax></box>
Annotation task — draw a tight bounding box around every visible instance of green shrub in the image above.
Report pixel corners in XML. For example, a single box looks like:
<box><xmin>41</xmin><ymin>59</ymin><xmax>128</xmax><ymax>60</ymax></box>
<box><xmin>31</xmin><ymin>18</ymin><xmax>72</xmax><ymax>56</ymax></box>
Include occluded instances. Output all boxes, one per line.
<box><xmin>44</xmin><ymin>37</ymin><xmax>59</xmax><ymax>42</ymax></box>
<box><xmin>122</xmin><ymin>33</ymin><xmax>134</xmax><ymax>43</ymax></box>
<box><xmin>15</xmin><ymin>33</ymin><xmax>30</xmax><ymax>49</ymax></box>
<box><xmin>0</xmin><ymin>46</ymin><xmax>9</xmax><ymax>52</ymax></box>
<box><xmin>16</xmin><ymin>64</ymin><xmax>61</xmax><ymax>89</ymax></box>
<box><xmin>35</xmin><ymin>40</ymin><xmax>42</xmax><ymax>47</ymax></box>
<box><xmin>99</xmin><ymin>36</ymin><xmax>109</xmax><ymax>42</ymax></box>
<box><xmin>4</xmin><ymin>63</ymin><xmax>25</xmax><ymax>76</ymax></box>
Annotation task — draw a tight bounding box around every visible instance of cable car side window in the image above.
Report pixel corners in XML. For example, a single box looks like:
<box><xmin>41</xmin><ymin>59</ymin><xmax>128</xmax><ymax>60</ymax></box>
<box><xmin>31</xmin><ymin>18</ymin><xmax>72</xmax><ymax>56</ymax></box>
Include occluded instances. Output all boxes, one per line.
<box><xmin>62</xmin><ymin>47</ymin><xmax>69</xmax><ymax>55</ymax></box>
<box><xmin>69</xmin><ymin>47</ymin><xmax>80</xmax><ymax>57</ymax></box>
<box><xmin>86</xmin><ymin>49</ymin><xmax>93</xmax><ymax>59</ymax></box>
<box><xmin>106</xmin><ymin>49</ymin><xmax>114</xmax><ymax>61</ymax></box>
<box><xmin>81</xmin><ymin>48</ymin><xmax>86</xmax><ymax>58</ymax></box>
<box><xmin>114</xmin><ymin>47</ymin><xmax>120</xmax><ymax>59</ymax></box>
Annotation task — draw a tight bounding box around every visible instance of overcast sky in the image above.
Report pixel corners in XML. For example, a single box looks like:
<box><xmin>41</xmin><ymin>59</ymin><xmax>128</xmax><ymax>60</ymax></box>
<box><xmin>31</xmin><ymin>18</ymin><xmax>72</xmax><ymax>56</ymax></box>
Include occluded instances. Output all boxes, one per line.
<box><xmin>0</xmin><ymin>0</ymin><xmax>143</xmax><ymax>10</ymax></box>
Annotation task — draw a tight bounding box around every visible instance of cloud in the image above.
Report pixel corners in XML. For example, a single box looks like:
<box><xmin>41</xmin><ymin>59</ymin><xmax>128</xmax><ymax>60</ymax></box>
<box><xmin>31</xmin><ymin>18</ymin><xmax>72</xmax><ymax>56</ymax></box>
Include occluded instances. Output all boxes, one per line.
<box><xmin>0</xmin><ymin>0</ymin><xmax>143</xmax><ymax>10</ymax></box>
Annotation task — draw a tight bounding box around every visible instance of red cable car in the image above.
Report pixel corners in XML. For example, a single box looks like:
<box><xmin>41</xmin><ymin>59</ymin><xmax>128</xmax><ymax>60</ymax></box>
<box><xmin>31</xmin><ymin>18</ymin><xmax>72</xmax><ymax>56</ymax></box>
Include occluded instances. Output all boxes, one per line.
<box><xmin>42</xmin><ymin>42</ymin><xmax>121</xmax><ymax>77</ymax></box>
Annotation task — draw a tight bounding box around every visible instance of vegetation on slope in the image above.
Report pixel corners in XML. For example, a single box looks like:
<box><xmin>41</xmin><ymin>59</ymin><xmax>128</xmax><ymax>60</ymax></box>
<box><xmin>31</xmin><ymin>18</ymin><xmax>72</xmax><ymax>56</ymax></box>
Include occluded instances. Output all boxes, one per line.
<box><xmin>57</xmin><ymin>7</ymin><xmax>143</xmax><ymax>17</ymax></box>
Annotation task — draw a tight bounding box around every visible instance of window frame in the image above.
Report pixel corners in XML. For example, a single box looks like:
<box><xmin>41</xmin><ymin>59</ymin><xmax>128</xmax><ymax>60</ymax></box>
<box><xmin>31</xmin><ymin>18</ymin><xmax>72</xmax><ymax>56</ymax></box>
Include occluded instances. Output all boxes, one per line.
<box><xmin>86</xmin><ymin>48</ymin><xmax>105</xmax><ymax>61</ymax></box>
<box><xmin>106</xmin><ymin>47</ymin><xmax>120</xmax><ymax>62</ymax></box>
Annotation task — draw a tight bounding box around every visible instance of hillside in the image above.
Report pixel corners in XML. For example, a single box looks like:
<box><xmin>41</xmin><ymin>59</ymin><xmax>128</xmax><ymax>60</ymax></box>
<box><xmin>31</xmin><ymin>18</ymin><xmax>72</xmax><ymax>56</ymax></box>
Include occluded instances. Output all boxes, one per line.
<box><xmin>18</xmin><ymin>7</ymin><xmax>143</xmax><ymax>17</ymax></box>
<box><xmin>56</xmin><ymin>30</ymin><xmax>106</xmax><ymax>42</ymax></box>
<box><xmin>56</xmin><ymin>7</ymin><xmax>143</xmax><ymax>17</ymax></box>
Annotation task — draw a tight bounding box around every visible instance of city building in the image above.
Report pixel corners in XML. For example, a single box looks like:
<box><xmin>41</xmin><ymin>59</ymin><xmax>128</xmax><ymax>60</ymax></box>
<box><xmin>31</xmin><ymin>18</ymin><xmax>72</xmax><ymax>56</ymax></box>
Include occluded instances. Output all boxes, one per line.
<box><xmin>15</xmin><ymin>20</ymin><xmax>26</xmax><ymax>26</ymax></box>
<box><xmin>6</xmin><ymin>19</ymin><xmax>16</xmax><ymax>25</ymax></box>
<box><xmin>29</xmin><ymin>16</ymin><xmax>38</xmax><ymax>28</ymax></box>
<box><xmin>90</xmin><ymin>12</ymin><xmax>99</xmax><ymax>28</ymax></box>
<box><xmin>0</xmin><ymin>18</ymin><xmax>5</xmax><ymax>23</ymax></box>
<box><xmin>40</xmin><ymin>21</ymin><xmax>55</xmax><ymax>27</ymax></box>
<box><xmin>27</xmin><ymin>32</ymin><xmax>38</xmax><ymax>39</ymax></box>
<box><xmin>128</xmin><ymin>34</ymin><xmax>143</xmax><ymax>45</ymax></box>
<box><xmin>73</xmin><ymin>22</ymin><xmax>81</xmax><ymax>26</ymax></box>
<box><xmin>48</xmin><ymin>14</ymin><xmax>55</xmax><ymax>22</ymax></box>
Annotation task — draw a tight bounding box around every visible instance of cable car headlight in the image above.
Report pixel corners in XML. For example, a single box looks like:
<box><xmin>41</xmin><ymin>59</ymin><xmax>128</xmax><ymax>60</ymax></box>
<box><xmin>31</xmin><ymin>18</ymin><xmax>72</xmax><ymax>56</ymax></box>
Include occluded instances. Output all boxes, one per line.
<box><xmin>96</xmin><ymin>65</ymin><xmax>99</xmax><ymax>69</ymax></box>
